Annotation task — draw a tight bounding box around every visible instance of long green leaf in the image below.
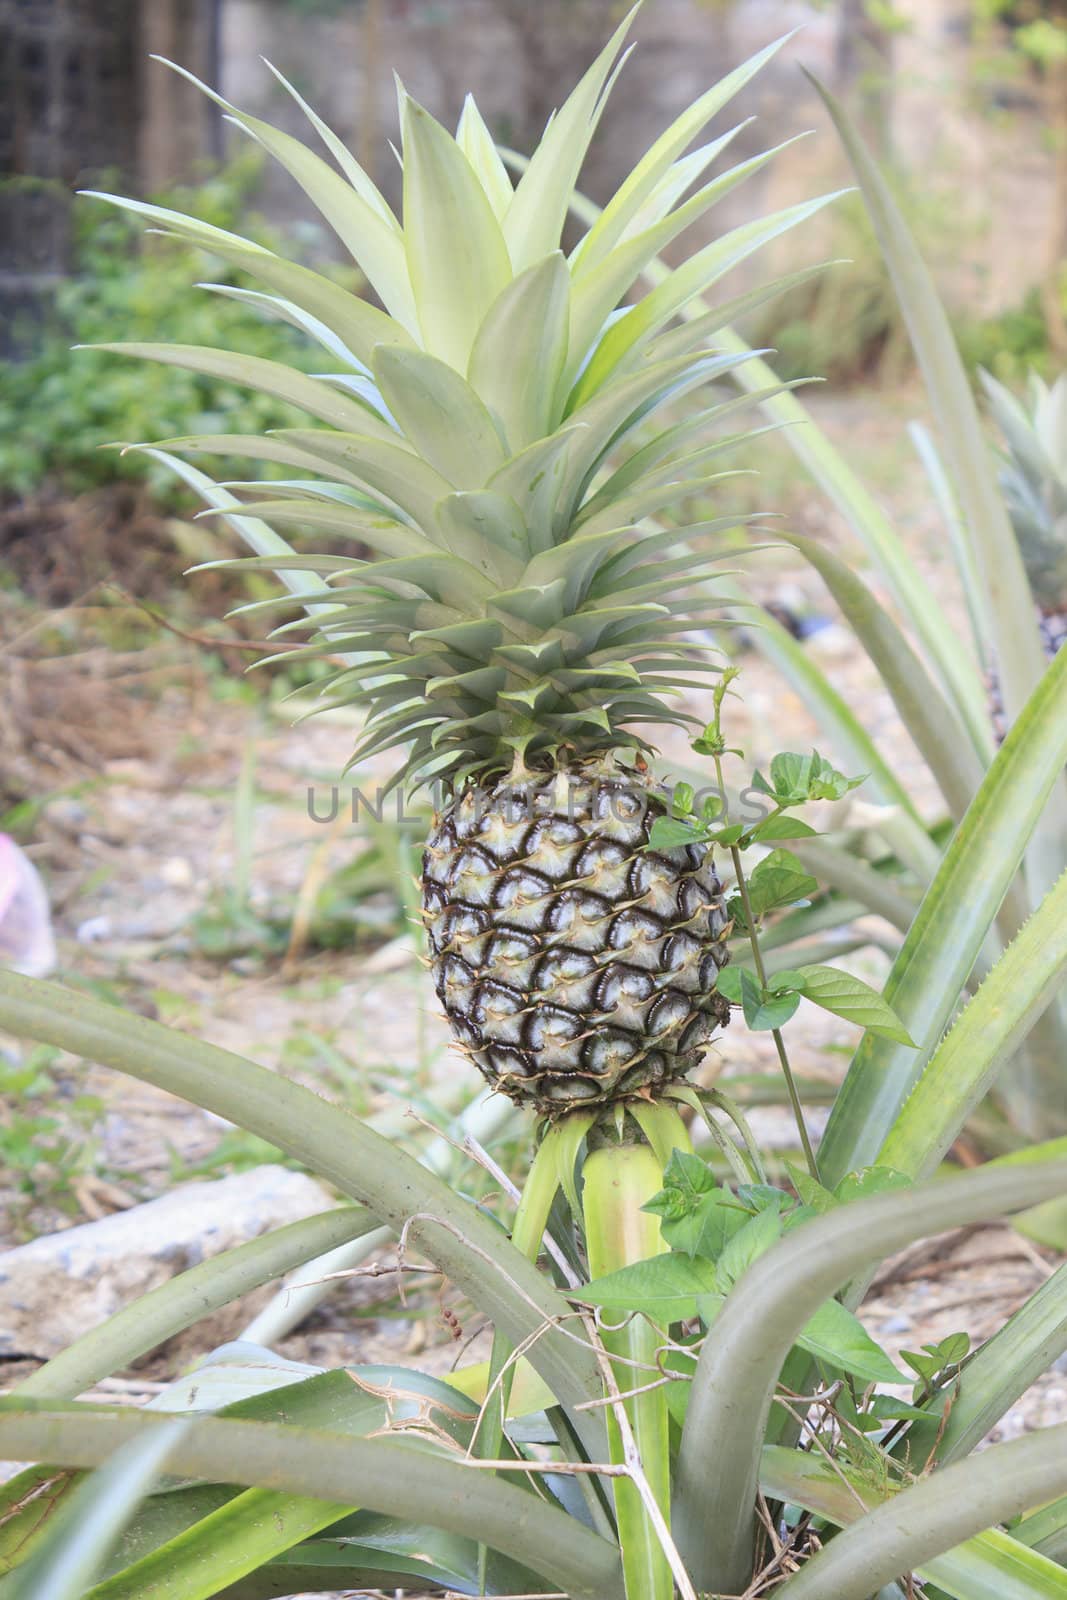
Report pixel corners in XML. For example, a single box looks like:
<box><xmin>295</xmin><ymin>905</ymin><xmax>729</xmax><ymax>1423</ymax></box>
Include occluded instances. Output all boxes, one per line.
<box><xmin>0</xmin><ymin>1405</ymin><xmax>621</xmax><ymax>1600</ymax></box>
<box><xmin>768</xmin><ymin>1426</ymin><xmax>1067</xmax><ymax>1600</ymax></box>
<box><xmin>571</xmin><ymin>32</ymin><xmax>794</xmax><ymax>275</ymax></box>
<box><xmin>197</xmin><ymin>1520</ymin><xmax>542</xmax><ymax>1600</ymax></box>
<box><xmin>82</xmin><ymin>1366</ymin><xmax>514</xmax><ymax>1600</ymax></box>
<box><xmin>457</xmin><ymin>93</ymin><xmax>514</xmax><ymax>218</ymax></box>
<box><xmin>808</xmin><ymin>75</ymin><xmax>1045</xmax><ymax>733</ymax></box>
<box><xmin>372</xmin><ymin>346</ymin><xmax>506</xmax><ymax>487</ymax></box>
<box><xmin>0</xmin><ymin>1423</ymin><xmax>188</xmax><ymax>1600</ymax></box>
<box><xmin>0</xmin><ymin>972</ymin><xmax>605</xmax><ymax>1453</ymax></box>
<box><xmin>779</xmin><ymin>532</ymin><xmax>984</xmax><ymax>819</ymax></box>
<box><xmin>153</xmin><ymin>58</ymin><xmax>416</xmax><ymax>329</ymax></box>
<box><xmin>136</xmin><ymin>453</ymin><xmax>356</xmax><ymax>652</ymax></box>
<box><xmin>878</xmin><ymin>869</ymin><xmax>1067</xmax><ymax>1180</ymax></box>
<box><xmin>1015</xmin><ymin>1496</ymin><xmax>1067</xmax><ymax>1565</ymax></box>
<box><xmin>113</xmin><ymin>1518</ymin><xmax>539</xmax><ymax>1600</ymax></box>
<box><xmin>467</xmin><ymin>252</ymin><xmax>571</xmax><ymax>452</ymax></box>
<box><xmin>260</xmin><ymin>60</ymin><xmax>395</xmax><ymax>220</ymax></box>
<box><xmin>566</xmin><ymin>143</ymin><xmax>813</xmax><ymax>395</ymax></box>
<box><xmin>400</xmin><ymin>94</ymin><xmax>511</xmax><ymax>370</ymax></box>
<box><xmin>810</xmin><ymin>73</ymin><xmax>1067</xmax><ymax>920</ymax></box>
<box><xmin>761</xmin><ymin>1444</ymin><xmax>1067</xmax><ymax>1600</ymax></box>
<box><xmin>909</xmin><ymin>419</ymin><xmax>991</xmax><ymax>671</ymax></box>
<box><xmin>819</xmin><ymin>642</ymin><xmax>1067</xmax><ymax>1185</ymax></box>
<box><xmin>674</xmin><ymin>1160</ymin><xmax>1067</xmax><ymax>1592</ymax></box>
<box><xmin>79</xmin><ymin>194</ymin><xmax>410</xmax><ymax>370</ymax></box>
<box><xmin>82</xmin><ymin>344</ymin><xmax>380</xmax><ymax>435</ymax></box>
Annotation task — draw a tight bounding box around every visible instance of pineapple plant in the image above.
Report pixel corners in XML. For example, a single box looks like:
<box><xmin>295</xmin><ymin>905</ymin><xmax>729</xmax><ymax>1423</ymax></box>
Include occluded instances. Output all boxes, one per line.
<box><xmin>83</xmin><ymin>12</ymin><xmax>834</xmax><ymax>1118</ymax></box>
<box><xmin>982</xmin><ymin>369</ymin><xmax>1067</xmax><ymax>737</ymax></box>
<box><xmin>6</xmin><ymin>42</ymin><xmax>1067</xmax><ymax>1600</ymax></box>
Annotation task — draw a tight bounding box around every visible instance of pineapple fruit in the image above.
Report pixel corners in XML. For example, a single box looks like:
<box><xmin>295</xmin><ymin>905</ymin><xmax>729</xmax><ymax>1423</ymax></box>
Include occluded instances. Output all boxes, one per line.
<box><xmin>87</xmin><ymin>14</ymin><xmax>832</xmax><ymax>1114</ymax></box>
<box><xmin>982</xmin><ymin>369</ymin><xmax>1067</xmax><ymax>737</ymax></box>
<box><xmin>424</xmin><ymin>758</ymin><xmax>731</xmax><ymax>1108</ymax></box>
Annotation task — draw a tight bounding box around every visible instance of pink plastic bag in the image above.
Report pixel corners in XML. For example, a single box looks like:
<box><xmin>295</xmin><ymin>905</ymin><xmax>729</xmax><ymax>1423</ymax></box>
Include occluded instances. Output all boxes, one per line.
<box><xmin>0</xmin><ymin>835</ymin><xmax>56</xmax><ymax>977</ymax></box>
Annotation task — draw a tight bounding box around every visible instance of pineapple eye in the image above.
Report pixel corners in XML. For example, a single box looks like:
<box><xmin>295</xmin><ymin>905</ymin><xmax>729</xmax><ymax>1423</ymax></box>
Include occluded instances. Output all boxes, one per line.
<box><xmin>699</xmin><ymin>950</ymin><xmax>728</xmax><ymax>989</ymax></box>
<box><xmin>525</xmin><ymin>1004</ymin><xmax>584</xmax><ymax>1074</ymax></box>
<box><xmin>540</xmin><ymin>1076</ymin><xmax>603</xmax><ymax>1104</ymax></box>
<box><xmin>607</xmin><ymin>910</ymin><xmax>665</xmax><ymax>970</ymax></box>
<box><xmin>422</xmin><ymin>844</ymin><xmax>453</xmax><ymax>886</ymax></box>
<box><xmin>449</xmin><ymin>845</ymin><xmax>498</xmax><ymax>906</ymax></box>
<box><xmin>582</xmin><ymin>1029</ymin><xmax>641</xmax><ymax>1078</ymax></box>
<box><xmin>573</xmin><ymin>839</ymin><xmax>631</xmax><ymax>898</ymax></box>
<box><xmin>590</xmin><ymin>783</ymin><xmax>648</xmax><ymax>846</ymax></box>
<box><xmin>680</xmin><ymin>1013</ymin><xmax>716</xmax><ymax>1053</ymax></box>
<box><xmin>437</xmin><ymin>953</ymin><xmax>477</xmax><ymax>1008</ymax></box>
<box><xmin>431</xmin><ymin>905</ymin><xmax>490</xmax><ymax>957</ymax></box>
<box><xmin>678</xmin><ymin>873</ymin><xmax>719</xmax><ymax>920</ymax></box>
<box><xmin>483</xmin><ymin>930</ymin><xmax>540</xmax><ymax>988</ymax></box>
<box><xmin>472</xmin><ymin>979</ymin><xmax>526</xmax><ymax>1045</ymax></box>
<box><xmin>494</xmin><ymin>867</ymin><xmax>553</xmax><ymax>907</ymax></box>
<box><xmin>630</xmin><ymin>852</ymin><xmax>695</xmax><ymax>918</ymax></box>
<box><xmin>595</xmin><ymin>965</ymin><xmax>656</xmax><ymax>1032</ymax></box>
<box><xmin>545</xmin><ymin>889</ymin><xmax>613</xmax><ymax>952</ymax></box>
<box><xmin>484</xmin><ymin>1044</ymin><xmax>536</xmax><ymax>1082</ymax></box>
<box><xmin>646</xmin><ymin>991</ymin><xmax>692</xmax><ymax>1039</ymax></box>
<box><xmin>492</xmin><ymin>867</ymin><xmax>555</xmax><ymax>932</ymax></box>
<box><xmin>521</xmin><ymin>817</ymin><xmax>584</xmax><ymax>880</ymax></box>
<box><xmin>595</xmin><ymin>964</ymin><xmax>654</xmax><ymax>1011</ymax></box>
<box><xmin>662</xmin><ymin>931</ymin><xmax>703</xmax><ymax>972</ymax></box>
<box><xmin>477</xmin><ymin>805</ymin><xmax>535</xmax><ymax>861</ymax></box>
<box><xmin>527</xmin><ymin>1005</ymin><xmax>582</xmax><ymax>1048</ymax></box>
<box><xmin>533</xmin><ymin>949</ymin><xmax>599</xmax><ymax>1010</ymax></box>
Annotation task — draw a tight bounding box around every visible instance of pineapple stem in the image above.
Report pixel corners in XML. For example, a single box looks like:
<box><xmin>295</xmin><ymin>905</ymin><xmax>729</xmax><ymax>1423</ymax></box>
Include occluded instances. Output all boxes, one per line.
<box><xmin>581</xmin><ymin>1137</ymin><xmax>679</xmax><ymax>1600</ymax></box>
<box><xmin>714</xmin><ymin>758</ymin><xmax>821</xmax><ymax>1182</ymax></box>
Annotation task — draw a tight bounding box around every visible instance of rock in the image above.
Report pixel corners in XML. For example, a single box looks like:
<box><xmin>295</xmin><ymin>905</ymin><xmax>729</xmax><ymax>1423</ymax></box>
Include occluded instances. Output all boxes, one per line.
<box><xmin>0</xmin><ymin>1167</ymin><xmax>335</xmax><ymax>1360</ymax></box>
<box><xmin>159</xmin><ymin>856</ymin><xmax>194</xmax><ymax>889</ymax></box>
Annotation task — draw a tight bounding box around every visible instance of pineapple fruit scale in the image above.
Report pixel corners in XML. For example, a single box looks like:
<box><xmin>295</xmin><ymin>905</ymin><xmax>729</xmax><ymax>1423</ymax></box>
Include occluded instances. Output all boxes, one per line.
<box><xmin>86</xmin><ymin>9</ymin><xmax>835</xmax><ymax>1114</ymax></box>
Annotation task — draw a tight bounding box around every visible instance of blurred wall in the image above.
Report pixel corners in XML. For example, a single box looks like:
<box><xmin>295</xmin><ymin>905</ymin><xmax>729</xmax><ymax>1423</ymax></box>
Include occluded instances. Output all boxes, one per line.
<box><xmin>0</xmin><ymin>0</ymin><xmax>221</xmax><ymax>355</ymax></box>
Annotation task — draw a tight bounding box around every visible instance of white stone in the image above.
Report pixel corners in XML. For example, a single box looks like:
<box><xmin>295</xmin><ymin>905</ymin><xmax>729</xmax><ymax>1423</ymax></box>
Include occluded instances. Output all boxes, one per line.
<box><xmin>0</xmin><ymin>835</ymin><xmax>56</xmax><ymax>977</ymax></box>
<box><xmin>159</xmin><ymin>857</ymin><xmax>195</xmax><ymax>889</ymax></box>
<box><xmin>0</xmin><ymin>1167</ymin><xmax>334</xmax><ymax>1359</ymax></box>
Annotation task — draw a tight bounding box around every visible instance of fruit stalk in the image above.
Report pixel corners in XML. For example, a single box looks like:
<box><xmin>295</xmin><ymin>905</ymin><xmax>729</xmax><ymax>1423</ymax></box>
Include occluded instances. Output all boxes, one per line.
<box><xmin>581</xmin><ymin>1130</ymin><xmax>678</xmax><ymax>1600</ymax></box>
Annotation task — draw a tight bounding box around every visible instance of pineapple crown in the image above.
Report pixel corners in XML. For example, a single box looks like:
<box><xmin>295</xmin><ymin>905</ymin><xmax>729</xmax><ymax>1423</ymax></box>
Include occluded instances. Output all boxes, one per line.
<box><xmin>82</xmin><ymin>7</ymin><xmax>837</xmax><ymax>792</ymax></box>
<box><xmin>982</xmin><ymin>367</ymin><xmax>1067</xmax><ymax>610</ymax></box>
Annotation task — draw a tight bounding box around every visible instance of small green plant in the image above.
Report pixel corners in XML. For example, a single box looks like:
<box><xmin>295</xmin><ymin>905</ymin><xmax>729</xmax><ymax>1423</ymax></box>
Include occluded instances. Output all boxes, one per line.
<box><xmin>955</xmin><ymin>285</ymin><xmax>1059</xmax><ymax>382</ymax></box>
<box><xmin>0</xmin><ymin>1045</ymin><xmax>104</xmax><ymax>1228</ymax></box>
<box><xmin>651</xmin><ymin>674</ymin><xmax>908</xmax><ymax>1176</ymax></box>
